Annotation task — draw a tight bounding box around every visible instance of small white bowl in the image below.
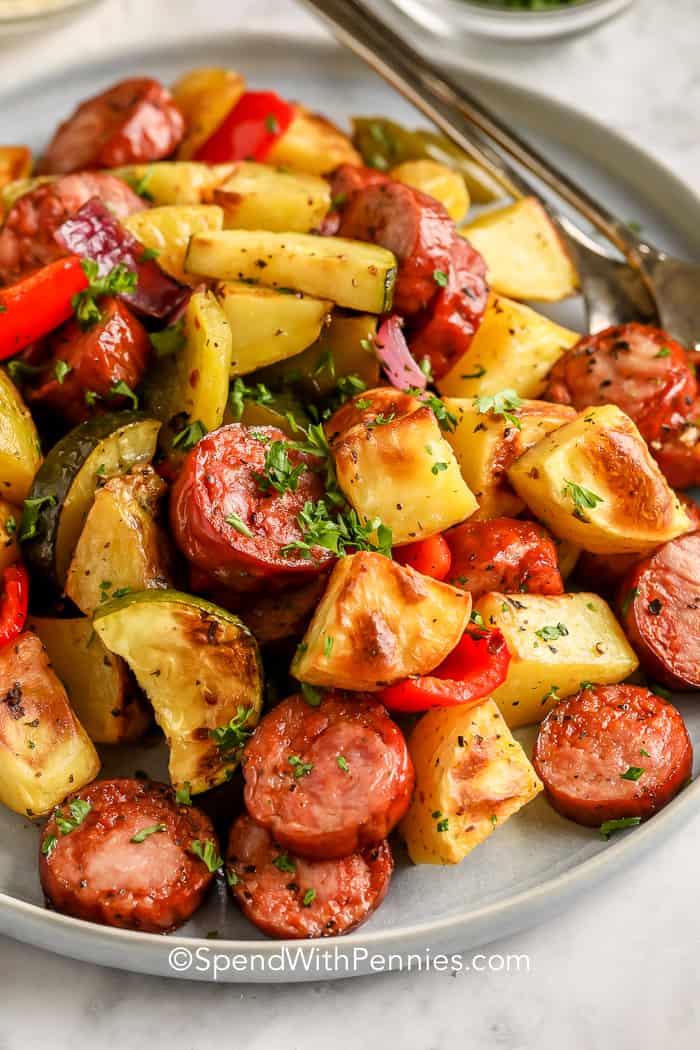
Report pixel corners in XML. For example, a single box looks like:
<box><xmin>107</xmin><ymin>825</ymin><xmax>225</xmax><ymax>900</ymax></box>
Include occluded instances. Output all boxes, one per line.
<box><xmin>388</xmin><ymin>0</ymin><xmax>636</xmax><ymax>42</ymax></box>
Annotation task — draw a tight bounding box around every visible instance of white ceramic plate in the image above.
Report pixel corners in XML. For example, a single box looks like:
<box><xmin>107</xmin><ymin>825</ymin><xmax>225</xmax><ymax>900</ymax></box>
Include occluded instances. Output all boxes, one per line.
<box><xmin>0</xmin><ymin>33</ymin><xmax>698</xmax><ymax>983</ymax></box>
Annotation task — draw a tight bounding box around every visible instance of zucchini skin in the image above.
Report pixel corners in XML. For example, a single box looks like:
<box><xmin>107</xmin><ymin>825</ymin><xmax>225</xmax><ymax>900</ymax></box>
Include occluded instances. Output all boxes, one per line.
<box><xmin>22</xmin><ymin>412</ymin><xmax>158</xmax><ymax>591</ymax></box>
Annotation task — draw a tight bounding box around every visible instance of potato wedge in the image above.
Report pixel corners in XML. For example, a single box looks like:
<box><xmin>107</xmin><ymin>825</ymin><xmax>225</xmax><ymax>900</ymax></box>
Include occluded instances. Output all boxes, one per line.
<box><xmin>266</xmin><ymin>103</ymin><xmax>362</xmax><ymax>175</ymax></box>
<box><xmin>186</xmin><ymin>229</ymin><xmax>397</xmax><ymax>313</ymax></box>
<box><xmin>461</xmin><ymin>197</ymin><xmax>578</xmax><ymax>301</ymax></box>
<box><xmin>401</xmin><ymin>699</ymin><xmax>543</xmax><ymax>864</ymax></box>
<box><xmin>443</xmin><ymin>397</ymin><xmax>576</xmax><ymax>520</ymax></box>
<box><xmin>28</xmin><ymin>616</ymin><xmax>151</xmax><ymax>744</ymax></box>
<box><xmin>0</xmin><ymin>632</ymin><xmax>100</xmax><ymax>817</ymax></box>
<box><xmin>112</xmin><ymin>162</ymin><xmax>235</xmax><ymax>205</ymax></box>
<box><xmin>65</xmin><ymin>467</ymin><xmax>172</xmax><ymax>616</ymax></box>
<box><xmin>171</xmin><ymin>67</ymin><xmax>246</xmax><ymax>160</ymax></box>
<box><xmin>0</xmin><ymin>500</ymin><xmax>20</xmax><ymax>572</ymax></box>
<box><xmin>215</xmin><ymin>281</ymin><xmax>331</xmax><ymax>376</ymax></box>
<box><xmin>0</xmin><ymin>368</ymin><xmax>42</xmax><ymax>504</ymax></box>
<box><xmin>436</xmin><ymin>293</ymin><xmax>580</xmax><ymax>401</ymax></box>
<box><xmin>0</xmin><ymin>146</ymin><xmax>31</xmax><ymax>191</ymax></box>
<box><xmin>508</xmin><ymin>404</ymin><xmax>691</xmax><ymax>555</ymax></box>
<box><xmin>389</xmin><ymin>159</ymin><xmax>469</xmax><ymax>223</ymax></box>
<box><xmin>291</xmin><ymin>551</ymin><xmax>471</xmax><ymax>690</ymax></box>
<box><xmin>474</xmin><ymin>591</ymin><xmax>639</xmax><ymax>728</ymax></box>
<box><xmin>123</xmin><ymin>204</ymin><xmax>223</xmax><ymax>284</ymax></box>
<box><xmin>214</xmin><ymin>162</ymin><xmax>330</xmax><ymax>233</ymax></box>
<box><xmin>328</xmin><ymin>389</ymin><xmax>477</xmax><ymax>545</ymax></box>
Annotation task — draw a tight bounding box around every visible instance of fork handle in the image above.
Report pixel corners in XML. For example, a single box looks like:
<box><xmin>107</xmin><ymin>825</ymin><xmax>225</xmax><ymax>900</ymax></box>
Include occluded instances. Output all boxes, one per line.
<box><xmin>302</xmin><ymin>0</ymin><xmax>644</xmax><ymax>260</ymax></box>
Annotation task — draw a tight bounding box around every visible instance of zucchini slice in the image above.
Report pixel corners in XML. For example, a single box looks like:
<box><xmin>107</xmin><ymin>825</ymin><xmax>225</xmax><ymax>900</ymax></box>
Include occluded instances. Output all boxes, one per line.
<box><xmin>22</xmin><ymin>413</ymin><xmax>161</xmax><ymax>590</ymax></box>
<box><xmin>93</xmin><ymin>590</ymin><xmax>263</xmax><ymax>794</ymax></box>
<box><xmin>186</xmin><ymin>230</ymin><xmax>397</xmax><ymax>313</ymax></box>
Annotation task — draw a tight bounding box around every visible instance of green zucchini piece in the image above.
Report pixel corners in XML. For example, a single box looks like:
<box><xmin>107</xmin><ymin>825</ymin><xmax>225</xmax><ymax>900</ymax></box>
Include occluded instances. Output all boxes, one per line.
<box><xmin>186</xmin><ymin>230</ymin><xmax>397</xmax><ymax>313</ymax></box>
<box><xmin>94</xmin><ymin>590</ymin><xmax>263</xmax><ymax>794</ymax></box>
<box><xmin>22</xmin><ymin>413</ymin><xmax>161</xmax><ymax>590</ymax></box>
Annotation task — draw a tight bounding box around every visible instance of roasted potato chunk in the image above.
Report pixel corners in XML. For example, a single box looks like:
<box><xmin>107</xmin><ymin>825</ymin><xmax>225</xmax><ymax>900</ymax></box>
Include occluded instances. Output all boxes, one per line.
<box><xmin>65</xmin><ymin>467</ymin><xmax>172</xmax><ymax>616</ymax></box>
<box><xmin>214</xmin><ymin>162</ymin><xmax>330</xmax><ymax>233</ymax></box>
<box><xmin>508</xmin><ymin>404</ymin><xmax>691</xmax><ymax>555</ymax></box>
<box><xmin>28</xmin><ymin>616</ymin><xmax>151</xmax><ymax>744</ymax></box>
<box><xmin>291</xmin><ymin>551</ymin><xmax>471</xmax><ymax>690</ymax></box>
<box><xmin>112</xmin><ymin>162</ymin><xmax>235</xmax><ymax>204</ymax></box>
<box><xmin>266</xmin><ymin>104</ymin><xmax>362</xmax><ymax>175</ymax></box>
<box><xmin>443</xmin><ymin>397</ymin><xmax>576</xmax><ymax>520</ymax></box>
<box><xmin>461</xmin><ymin>197</ymin><xmax>578</xmax><ymax>302</ymax></box>
<box><xmin>0</xmin><ymin>632</ymin><xmax>100</xmax><ymax>817</ymax></box>
<box><xmin>171</xmin><ymin>67</ymin><xmax>246</xmax><ymax>160</ymax></box>
<box><xmin>0</xmin><ymin>368</ymin><xmax>42</xmax><ymax>504</ymax></box>
<box><xmin>0</xmin><ymin>146</ymin><xmax>31</xmax><ymax>191</ymax></box>
<box><xmin>474</xmin><ymin>591</ymin><xmax>639</xmax><ymax>729</ymax></box>
<box><xmin>123</xmin><ymin>204</ymin><xmax>223</xmax><ymax>284</ymax></box>
<box><xmin>401</xmin><ymin>699</ymin><xmax>543</xmax><ymax>864</ymax></box>
<box><xmin>436</xmin><ymin>294</ymin><xmax>579</xmax><ymax>401</ymax></box>
<box><xmin>389</xmin><ymin>159</ymin><xmax>469</xmax><ymax>223</ymax></box>
<box><xmin>328</xmin><ymin>389</ymin><xmax>478</xmax><ymax>545</ymax></box>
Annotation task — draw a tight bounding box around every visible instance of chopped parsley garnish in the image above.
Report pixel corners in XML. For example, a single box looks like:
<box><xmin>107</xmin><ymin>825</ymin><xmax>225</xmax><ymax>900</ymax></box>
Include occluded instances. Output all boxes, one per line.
<box><xmin>55</xmin><ymin>798</ymin><xmax>91</xmax><ymax>836</ymax></box>
<box><xmin>109</xmin><ymin>379</ymin><xmax>139</xmax><ymax>410</ymax></box>
<box><xmin>209</xmin><ymin>706</ymin><xmax>253</xmax><ymax>759</ymax></box>
<box><xmin>620</xmin><ymin>766</ymin><xmax>644</xmax><ymax>782</ymax></box>
<box><xmin>422</xmin><ymin>394</ymin><xmax>457</xmax><ymax>433</ymax></box>
<box><xmin>431</xmin><ymin>461</ymin><xmax>448</xmax><ymax>475</ymax></box>
<box><xmin>639</xmin><ymin>748</ymin><xmax>650</xmax><ymax>758</ymax></box>
<box><xmin>366</xmin><ymin>412</ymin><xmax>396</xmax><ymax>428</ymax></box>
<box><xmin>562</xmin><ymin>480</ymin><xmax>604</xmax><ymax>518</ymax></box>
<box><xmin>175</xmin><ymin>782</ymin><xmax>192</xmax><ymax>806</ymax></box>
<box><xmin>127</xmin><ymin>166</ymin><xmax>155</xmax><ymax>200</ymax></box>
<box><xmin>84</xmin><ymin>389</ymin><xmax>101</xmax><ymax>407</ymax></box>
<box><xmin>140</xmin><ymin>247</ymin><xmax>160</xmax><ymax>262</ymax></box>
<box><xmin>265</xmin><ymin>114</ymin><xmax>280</xmax><ymax>134</ymax></box>
<box><xmin>228</xmin><ymin>377</ymin><xmax>274</xmax><ymax>421</ymax></box>
<box><xmin>436</xmin><ymin>818</ymin><xmax>449</xmax><ymax>833</ymax></box>
<box><xmin>189</xmin><ymin>839</ymin><xmax>223</xmax><ymax>872</ymax></box>
<box><xmin>337</xmin><ymin>755</ymin><xmax>350</xmax><ymax>773</ymax></box>
<box><xmin>41</xmin><ymin>835</ymin><xmax>58</xmax><ymax>857</ymax></box>
<box><xmin>535</xmin><ymin>623</ymin><xmax>569</xmax><ymax>642</ymax></box>
<box><xmin>281</xmin><ymin>499</ymin><xmax>392</xmax><ymax>560</ymax></box>
<box><xmin>253</xmin><ymin>440</ymin><xmax>307</xmax><ymax>495</ymax></box>
<box><xmin>300</xmin><ymin>682</ymin><xmax>322</xmax><ymax>707</ymax></box>
<box><xmin>302</xmin><ymin>888</ymin><xmax>317</xmax><ymax>907</ymax></box>
<box><xmin>149</xmin><ymin>318</ymin><xmax>186</xmax><ymax>358</ymax></box>
<box><xmin>470</xmin><ymin>610</ymin><xmax>485</xmax><ymax>627</ymax></box>
<box><xmin>649</xmin><ymin>683</ymin><xmax>672</xmax><ymax>700</ymax></box>
<box><xmin>225</xmin><ymin>512</ymin><xmax>254</xmax><ymax>538</ymax></box>
<box><xmin>226</xmin><ymin>868</ymin><xmax>240</xmax><ymax>887</ymax></box>
<box><xmin>433</xmin><ymin>269</ymin><xmax>448</xmax><ymax>288</ymax></box>
<box><xmin>54</xmin><ymin>360</ymin><xmax>71</xmax><ymax>384</ymax></box>
<box><xmin>273</xmin><ymin>852</ymin><xmax>296</xmax><ymax>873</ymax></box>
<box><xmin>621</xmin><ymin>587</ymin><xmax>639</xmax><ymax>616</ymax></box>
<box><xmin>324</xmin><ymin>636</ymin><xmax>334</xmax><ymax>658</ymax></box>
<box><xmin>19</xmin><ymin>493</ymin><xmax>57</xmax><ymax>541</ymax></box>
<box><xmin>6</xmin><ymin>359</ymin><xmax>42</xmax><ymax>385</ymax></box>
<box><xmin>72</xmin><ymin>259</ymin><xmax>137</xmax><ymax>329</ymax></box>
<box><xmin>130</xmin><ymin>823</ymin><xmax>167</xmax><ymax>843</ymax></box>
<box><xmin>655</xmin><ymin>347</ymin><xmax>671</xmax><ymax>358</ymax></box>
<box><xmin>288</xmin><ymin>755</ymin><xmax>314</xmax><ymax>778</ymax></box>
<box><xmin>599</xmin><ymin>816</ymin><xmax>642</xmax><ymax>840</ymax></box>
<box><xmin>473</xmin><ymin>389</ymin><xmax>523</xmax><ymax>429</ymax></box>
<box><xmin>460</xmin><ymin>364</ymin><xmax>487</xmax><ymax>380</ymax></box>
<box><xmin>172</xmin><ymin>419</ymin><xmax>206</xmax><ymax>451</ymax></box>
<box><xmin>4</xmin><ymin>515</ymin><xmax>16</xmax><ymax>536</ymax></box>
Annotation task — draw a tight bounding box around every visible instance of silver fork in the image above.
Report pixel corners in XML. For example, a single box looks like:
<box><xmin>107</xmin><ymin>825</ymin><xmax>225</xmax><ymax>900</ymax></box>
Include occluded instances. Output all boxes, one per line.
<box><xmin>301</xmin><ymin>0</ymin><xmax>700</xmax><ymax>346</ymax></box>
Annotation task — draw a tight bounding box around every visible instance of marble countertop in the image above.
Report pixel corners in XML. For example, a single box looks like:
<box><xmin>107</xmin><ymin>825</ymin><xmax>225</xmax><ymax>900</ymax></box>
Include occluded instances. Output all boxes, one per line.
<box><xmin>1</xmin><ymin>0</ymin><xmax>700</xmax><ymax>1046</ymax></box>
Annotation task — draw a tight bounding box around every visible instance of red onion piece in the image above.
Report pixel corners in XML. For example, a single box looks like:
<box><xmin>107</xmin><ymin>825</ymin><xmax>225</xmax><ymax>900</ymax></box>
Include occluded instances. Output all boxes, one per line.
<box><xmin>374</xmin><ymin>316</ymin><xmax>427</xmax><ymax>392</ymax></box>
<box><xmin>56</xmin><ymin>198</ymin><xmax>189</xmax><ymax>320</ymax></box>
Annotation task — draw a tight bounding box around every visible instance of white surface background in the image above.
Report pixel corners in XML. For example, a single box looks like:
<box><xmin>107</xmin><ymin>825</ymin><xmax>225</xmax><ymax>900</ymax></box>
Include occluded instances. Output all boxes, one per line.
<box><xmin>1</xmin><ymin>0</ymin><xmax>699</xmax><ymax>1046</ymax></box>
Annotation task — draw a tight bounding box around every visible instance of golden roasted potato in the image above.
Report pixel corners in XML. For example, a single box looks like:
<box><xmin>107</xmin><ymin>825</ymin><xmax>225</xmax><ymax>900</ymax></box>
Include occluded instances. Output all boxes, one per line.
<box><xmin>436</xmin><ymin>293</ymin><xmax>580</xmax><ymax>401</ymax></box>
<box><xmin>214</xmin><ymin>162</ymin><xmax>330</xmax><ymax>233</ymax></box>
<box><xmin>171</xmin><ymin>67</ymin><xmax>246</xmax><ymax>160</ymax></box>
<box><xmin>28</xmin><ymin>616</ymin><xmax>151</xmax><ymax>744</ymax></box>
<box><xmin>291</xmin><ymin>551</ymin><xmax>471</xmax><ymax>690</ymax></box>
<box><xmin>328</xmin><ymin>389</ymin><xmax>478</xmax><ymax>545</ymax></box>
<box><xmin>508</xmin><ymin>404</ymin><xmax>691</xmax><ymax>555</ymax></box>
<box><xmin>0</xmin><ymin>146</ymin><xmax>31</xmax><ymax>190</ymax></box>
<box><xmin>461</xmin><ymin>197</ymin><xmax>578</xmax><ymax>301</ymax></box>
<box><xmin>266</xmin><ymin>103</ymin><xmax>362</xmax><ymax>175</ymax></box>
<box><xmin>216</xmin><ymin>281</ymin><xmax>332</xmax><ymax>376</ymax></box>
<box><xmin>0</xmin><ymin>368</ymin><xmax>42</xmax><ymax>505</ymax></box>
<box><xmin>474</xmin><ymin>591</ymin><xmax>639</xmax><ymax>728</ymax></box>
<box><xmin>0</xmin><ymin>631</ymin><xmax>100</xmax><ymax>817</ymax></box>
<box><xmin>400</xmin><ymin>699</ymin><xmax>543</xmax><ymax>864</ymax></box>
<box><xmin>123</xmin><ymin>204</ymin><xmax>223</xmax><ymax>284</ymax></box>
<box><xmin>0</xmin><ymin>500</ymin><xmax>20</xmax><ymax>572</ymax></box>
<box><xmin>111</xmin><ymin>162</ymin><xmax>235</xmax><ymax>205</ymax></box>
<box><xmin>65</xmin><ymin>467</ymin><xmax>172</xmax><ymax>616</ymax></box>
<box><xmin>389</xmin><ymin>159</ymin><xmax>469</xmax><ymax>223</ymax></box>
<box><xmin>443</xmin><ymin>396</ymin><xmax>576</xmax><ymax>520</ymax></box>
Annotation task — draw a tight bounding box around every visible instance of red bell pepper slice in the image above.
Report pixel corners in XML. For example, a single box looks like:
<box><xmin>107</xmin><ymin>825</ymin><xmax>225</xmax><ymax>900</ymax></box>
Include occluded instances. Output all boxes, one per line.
<box><xmin>0</xmin><ymin>564</ymin><xmax>29</xmax><ymax>649</ymax></box>
<box><xmin>377</xmin><ymin>627</ymin><xmax>511</xmax><ymax>713</ymax></box>
<box><xmin>0</xmin><ymin>256</ymin><xmax>88</xmax><ymax>360</ymax></box>
<box><xmin>194</xmin><ymin>90</ymin><xmax>295</xmax><ymax>164</ymax></box>
<box><xmin>394</xmin><ymin>535</ymin><xmax>452</xmax><ymax>581</ymax></box>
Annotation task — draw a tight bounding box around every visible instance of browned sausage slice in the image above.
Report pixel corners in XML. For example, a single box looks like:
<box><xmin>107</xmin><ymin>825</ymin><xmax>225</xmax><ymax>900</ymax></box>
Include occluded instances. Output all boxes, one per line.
<box><xmin>445</xmin><ymin>518</ymin><xmax>564</xmax><ymax>600</ymax></box>
<box><xmin>226</xmin><ymin>814</ymin><xmax>393</xmax><ymax>939</ymax></box>
<box><xmin>40</xmin><ymin>77</ymin><xmax>185</xmax><ymax>174</ymax></box>
<box><xmin>618</xmin><ymin>531</ymin><xmax>700</xmax><ymax>689</ymax></box>
<box><xmin>533</xmin><ymin>685</ymin><xmax>692</xmax><ymax>827</ymax></box>
<box><xmin>242</xmin><ymin>693</ymin><xmax>414</xmax><ymax>859</ymax></box>
<box><xmin>170</xmin><ymin>424</ymin><xmax>335</xmax><ymax>591</ymax></box>
<box><xmin>0</xmin><ymin>173</ymin><xmax>145</xmax><ymax>285</ymax></box>
<box><xmin>39</xmin><ymin>778</ymin><xmax>219</xmax><ymax>932</ymax></box>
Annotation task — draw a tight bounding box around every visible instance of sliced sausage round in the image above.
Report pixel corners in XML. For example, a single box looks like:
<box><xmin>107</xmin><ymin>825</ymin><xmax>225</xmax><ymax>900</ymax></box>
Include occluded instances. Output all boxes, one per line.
<box><xmin>618</xmin><ymin>531</ymin><xmax>700</xmax><ymax>689</ymax></box>
<box><xmin>445</xmin><ymin>518</ymin><xmax>564</xmax><ymax>600</ymax></box>
<box><xmin>39</xmin><ymin>778</ymin><xmax>218</xmax><ymax>932</ymax></box>
<box><xmin>170</xmin><ymin>424</ymin><xmax>335</xmax><ymax>591</ymax></box>
<box><xmin>650</xmin><ymin>403</ymin><xmax>700</xmax><ymax>490</ymax></box>
<box><xmin>0</xmin><ymin>173</ymin><xmax>145</xmax><ymax>285</ymax></box>
<box><xmin>544</xmin><ymin>324</ymin><xmax>697</xmax><ymax>443</ymax></box>
<box><xmin>28</xmin><ymin>297</ymin><xmax>150</xmax><ymax>424</ymax></box>
<box><xmin>242</xmin><ymin>692</ymin><xmax>414</xmax><ymax>860</ymax></box>
<box><xmin>40</xmin><ymin>77</ymin><xmax>184</xmax><ymax>174</ymax></box>
<box><xmin>533</xmin><ymin>685</ymin><xmax>693</xmax><ymax>826</ymax></box>
<box><xmin>408</xmin><ymin>236</ymin><xmax>488</xmax><ymax>379</ymax></box>
<box><xmin>226</xmin><ymin>814</ymin><xmax>393</xmax><ymax>939</ymax></box>
<box><xmin>337</xmin><ymin>180</ymin><xmax>454</xmax><ymax>315</ymax></box>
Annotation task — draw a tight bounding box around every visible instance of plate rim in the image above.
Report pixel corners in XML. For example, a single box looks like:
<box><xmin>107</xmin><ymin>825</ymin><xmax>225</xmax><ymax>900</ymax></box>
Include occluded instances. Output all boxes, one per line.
<box><xmin>0</xmin><ymin>30</ymin><xmax>698</xmax><ymax>977</ymax></box>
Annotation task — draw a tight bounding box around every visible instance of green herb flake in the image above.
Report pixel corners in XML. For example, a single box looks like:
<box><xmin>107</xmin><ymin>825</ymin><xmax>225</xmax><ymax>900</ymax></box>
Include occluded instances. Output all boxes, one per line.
<box><xmin>130</xmin><ymin>823</ymin><xmax>167</xmax><ymax>843</ymax></box>
<box><xmin>41</xmin><ymin>834</ymin><xmax>58</xmax><ymax>857</ymax></box>
<box><xmin>172</xmin><ymin>419</ymin><xmax>206</xmax><ymax>451</ymax></box>
<box><xmin>436</xmin><ymin>818</ymin><xmax>449</xmax><ymax>833</ymax></box>
<box><xmin>599</xmin><ymin>816</ymin><xmax>642</xmax><ymax>840</ymax></box>
<box><xmin>225</xmin><ymin>512</ymin><xmax>254</xmax><ymax>538</ymax></box>
<box><xmin>302</xmin><ymin>888</ymin><xmax>316</xmax><ymax>907</ymax></box>
<box><xmin>19</xmin><ymin>493</ymin><xmax>57</xmax><ymax>541</ymax></box>
<box><xmin>473</xmin><ymin>388</ymin><xmax>523</xmax><ymax>429</ymax></box>
<box><xmin>460</xmin><ymin>365</ymin><xmax>487</xmax><ymax>380</ymax></box>
<box><xmin>109</xmin><ymin>379</ymin><xmax>139</xmax><ymax>410</ymax></box>
<box><xmin>273</xmin><ymin>852</ymin><xmax>296</xmax><ymax>873</ymax></box>
<box><xmin>336</xmin><ymin>755</ymin><xmax>350</xmax><ymax>773</ymax></box>
<box><xmin>265</xmin><ymin>114</ymin><xmax>280</xmax><ymax>134</ymax></box>
<box><xmin>300</xmin><ymin>681</ymin><xmax>322</xmax><ymax>707</ymax></box>
<box><xmin>535</xmin><ymin>623</ymin><xmax>569</xmax><ymax>643</ymax></box>
<box><xmin>621</xmin><ymin>587</ymin><xmax>639</xmax><ymax>616</ymax></box>
<box><xmin>620</xmin><ymin>766</ymin><xmax>644</xmax><ymax>782</ymax></box>
<box><xmin>288</xmin><ymin>754</ymin><xmax>314</xmax><ymax>779</ymax></box>
<box><xmin>209</xmin><ymin>706</ymin><xmax>253</xmax><ymax>760</ymax></box>
<box><xmin>55</xmin><ymin>798</ymin><xmax>91</xmax><ymax>836</ymax></box>
<box><xmin>72</xmin><ymin>260</ymin><xmax>138</xmax><ymax>330</ymax></box>
<box><xmin>175</xmin><ymin>783</ymin><xmax>192</xmax><ymax>806</ymax></box>
<box><xmin>4</xmin><ymin>515</ymin><xmax>16</xmax><ymax>537</ymax></box>
<box><xmin>433</xmin><ymin>269</ymin><xmax>448</xmax><ymax>288</ymax></box>
<box><xmin>562</xmin><ymin>479</ymin><xmax>604</xmax><ymax>517</ymax></box>
<box><xmin>431</xmin><ymin>461</ymin><xmax>448</xmax><ymax>475</ymax></box>
<box><xmin>54</xmin><ymin>360</ymin><xmax>72</xmax><ymax>384</ymax></box>
<box><xmin>189</xmin><ymin>839</ymin><xmax>223</xmax><ymax>873</ymax></box>
<box><xmin>149</xmin><ymin>318</ymin><xmax>186</xmax><ymax>358</ymax></box>
<box><xmin>655</xmin><ymin>347</ymin><xmax>671</xmax><ymax>358</ymax></box>
<box><xmin>324</xmin><ymin>636</ymin><xmax>334</xmax><ymax>658</ymax></box>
